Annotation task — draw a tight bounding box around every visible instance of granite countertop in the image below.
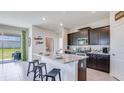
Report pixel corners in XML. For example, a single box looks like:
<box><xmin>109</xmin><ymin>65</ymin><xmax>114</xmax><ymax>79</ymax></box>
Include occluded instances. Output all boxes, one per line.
<box><xmin>87</xmin><ymin>52</ymin><xmax>110</xmax><ymax>55</ymax></box>
<box><xmin>42</xmin><ymin>54</ymin><xmax>89</xmax><ymax>64</ymax></box>
<box><xmin>65</xmin><ymin>50</ymin><xmax>110</xmax><ymax>56</ymax></box>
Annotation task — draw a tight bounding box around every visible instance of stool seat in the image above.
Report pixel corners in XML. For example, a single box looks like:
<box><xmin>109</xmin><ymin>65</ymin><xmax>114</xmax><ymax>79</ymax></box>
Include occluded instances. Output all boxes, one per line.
<box><xmin>46</xmin><ymin>69</ymin><xmax>60</xmax><ymax>77</ymax></box>
<box><xmin>39</xmin><ymin>63</ymin><xmax>46</xmax><ymax>67</ymax></box>
<box><xmin>45</xmin><ymin>68</ymin><xmax>61</xmax><ymax>81</ymax></box>
<box><xmin>27</xmin><ymin>60</ymin><xmax>39</xmax><ymax>76</ymax></box>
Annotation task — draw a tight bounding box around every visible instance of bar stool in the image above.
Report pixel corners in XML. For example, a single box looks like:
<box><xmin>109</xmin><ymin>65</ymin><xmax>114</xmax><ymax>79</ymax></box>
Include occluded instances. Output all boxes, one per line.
<box><xmin>27</xmin><ymin>60</ymin><xmax>39</xmax><ymax>76</ymax></box>
<box><xmin>33</xmin><ymin>63</ymin><xmax>47</xmax><ymax>81</ymax></box>
<box><xmin>45</xmin><ymin>68</ymin><xmax>61</xmax><ymax>81</ymax></box>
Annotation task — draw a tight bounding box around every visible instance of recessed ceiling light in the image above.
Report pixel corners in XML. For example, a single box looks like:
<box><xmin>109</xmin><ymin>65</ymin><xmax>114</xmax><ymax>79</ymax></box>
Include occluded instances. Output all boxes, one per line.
<box><xmin>60</xmin><ymin>23</ymin><xmax>63</xmax><ymax>26</ymax></box>
<box><xmin>42</xmin><ymin>17</ymin><xmax>46</xmax><ymax>21</ymax></box>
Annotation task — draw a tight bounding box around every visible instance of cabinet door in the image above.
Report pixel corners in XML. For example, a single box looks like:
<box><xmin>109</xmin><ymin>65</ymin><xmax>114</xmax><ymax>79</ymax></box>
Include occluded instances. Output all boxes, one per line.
<box><xmin>87</xmin><ymin>54</ymin><xmax>96</xmax><ymax>69</ymax></box>
<box><xmin>79</xmin><ymin>30</ymin><xmax>88</xmax><ymax>38</ymax></box>
<box><xmin>90</xmin><ymin>29</ymin><xmax>100</xmax><ymax>45</ymax></box>
<box><xmin>68</xmin><ymin>34</ymin><xmax>73</xmax><ymax>45</ymax></box>
<box><xmin>73</xmin><ymin>32</ymin><xmax>79</xmax><ymax>45</ymax></box>
<box><xmin>96</xmin><ymin>55</ymin><xmax>110</xmax><ymax>73</ymax></box>
<box><xmin>68</xmin><ymin>32</ymin><xmax>80</xmax><ymax>45</ymax></box>
<box><xmin>68</xmin><ymin>34</ymin><xmax>71</xmax><ymax>45</ymax></box>
<box><xmin>100</xmin><ymin>28</ymin><xmax>110</xmax><ymax>45</ymax></box>
<box><xmin>78</xmin><ymin>60</ymin><xmax>87</xmax><ymax>81</ymax></box>
<box><xmin>79</xmin><ymin>29</ymin><xmax>89</xmax><ymax>45</ymax></box>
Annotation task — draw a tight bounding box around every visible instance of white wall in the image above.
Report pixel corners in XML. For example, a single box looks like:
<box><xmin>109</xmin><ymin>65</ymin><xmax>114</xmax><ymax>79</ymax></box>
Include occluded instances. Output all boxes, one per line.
<box><xmin>110</xmin><ymin>11</ymin><xmax>124</xmax><ymax>80</ymax></box>
<box><xmin>32</xmin><ymin>26</ymin><xmax>44</xmax><ymax>55</ymax></box>
<box><xmin>58</xmin><ymin>27</ymin><xmax>68</xmax><ymax>51</ymax></box>
<box><xmin>28</xmin><ymin>26</ymin><xmax>59</xmax><ymax>61</ymax></box>
<box><xmin>63</xmin><ymin>28</ymin><xmax>68</xmax><ymax>50</ymax></box>
<box><xmin>28</xmin><ymin>26</ymin><xmax>33</xmax><ymax>61</ymax></box>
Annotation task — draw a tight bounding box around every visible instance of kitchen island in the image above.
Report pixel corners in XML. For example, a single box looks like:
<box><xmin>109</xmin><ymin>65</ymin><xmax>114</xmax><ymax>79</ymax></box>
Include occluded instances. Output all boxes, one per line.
<box><xmin>35</xmin><ymin>54</ymin><xmax>88</xmax><ymax>81</ymax></box>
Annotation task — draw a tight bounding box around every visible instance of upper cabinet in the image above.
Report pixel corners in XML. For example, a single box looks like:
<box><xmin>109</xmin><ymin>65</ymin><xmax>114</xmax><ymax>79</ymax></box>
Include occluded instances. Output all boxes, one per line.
<box><xmin>78</xmin><ymin>27</ymin><xmax>91</xmax><ymax>45</ymax></box>
<box><xmin>68</xmin><ymin>27</ymin><xmax>91</xmax><ymax>45</ymax></box>
<box><xmin>99</xmin><ymin>26</ymin><xmax>110</xmax><ymax>45</ymax></box>
<box><xmin>68</xmin><ymin>26</ymin><xmax>110</xmax><ymax>46</ymax></box>
<box><xmin>89</xmin><ymin>29</ymin><xmax>100</xmax><ymax>45</ymax></box>
<box><xmin>68</xmin><ymin>34</ymin><xmax>72</xmax><ymax>45</ymax></box>
<box><xmin>90</xmin><ymin>26</ymin><xmax>110</xmax><ymax>45</ymax></box>
<box><xmin>68</xmin><ymin>32</ymin><xmax>79</xmax><ymax>45</ymax></box>
<box><xmin>78</xmin><ymin>27</ymin><xmax>91</xmax><ymax>38</ymax></box>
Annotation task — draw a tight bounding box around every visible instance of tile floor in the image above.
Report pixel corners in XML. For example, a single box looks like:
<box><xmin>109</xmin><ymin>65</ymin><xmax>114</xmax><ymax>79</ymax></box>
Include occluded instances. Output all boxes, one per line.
<box><xmin>87</xmin><ymin>68</ymin><xmax>117</xmax><ymax>81</ymax></box>
<box><xmin>0</xmin><ymin>62</ymin><xmax>117</xmax><ymax>81</ymax></box>
<box><xmin>0</xmin><ymin>62</ymin><xmax>33</xmax><ymax>81</ymax></box>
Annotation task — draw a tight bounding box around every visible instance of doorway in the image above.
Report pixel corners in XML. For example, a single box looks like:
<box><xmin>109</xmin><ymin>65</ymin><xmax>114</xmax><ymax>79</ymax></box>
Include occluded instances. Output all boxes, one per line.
<box><xmin>45</xmin><ymin>37</ymin><xmax>54</xmax><ymax>53</ymax></box>
<box><xmin>0</xmin><ymin>32</ymin><xmax>21</xmax><ymax>64</ymax></box>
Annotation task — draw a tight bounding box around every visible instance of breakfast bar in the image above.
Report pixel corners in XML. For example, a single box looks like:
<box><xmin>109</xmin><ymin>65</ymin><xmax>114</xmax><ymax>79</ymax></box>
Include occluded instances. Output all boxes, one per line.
<box><xmin>35</xmin><ymin>54</ymin><xmax>88</xmax><ymax>81</ymax></box>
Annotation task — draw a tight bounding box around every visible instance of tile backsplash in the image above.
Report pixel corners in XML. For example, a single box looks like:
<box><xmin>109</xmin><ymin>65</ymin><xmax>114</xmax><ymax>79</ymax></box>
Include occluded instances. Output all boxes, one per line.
<box><xmin>68</xmin><ymin>45</ymin><xmax>110</xmax><ymax>52</ymax></box>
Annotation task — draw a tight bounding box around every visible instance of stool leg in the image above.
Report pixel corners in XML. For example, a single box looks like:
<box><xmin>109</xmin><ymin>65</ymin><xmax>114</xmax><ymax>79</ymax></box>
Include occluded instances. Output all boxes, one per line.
<box><xmin>59</xmin><ymin>72</ymin><xmax>61</xmax><ymax>81</ymax></box>
<box><xmin>45</xmin><ymin>65</ymin><xmax>47</xmax><ymax>74</ymax></box>
<box><xmin>27</xmin><ymin>63</ymin><xmax>31</xmax><ymax>76</ymax></box>
<box><xmin>40</xmin><ymin>68</ymin><xmax>43</xmax><ymax>81</ymax></box>
<box><xmin>46</xmin><ymin>76</ymin><xmax>48</xmax><ymax>81</ymax></box>
<box><xmin>37</xmin><ymin>61</ymin><xmax>39</xmax><ymax>65</ymax></box>
<box><xmin>33</xmin><ymin>63</ymin><xmax>35</xmax><ymax>72</ymax></box>
<box><xmin>52</xmin><ymin>77</ymin><xmax>55</xmax><ymax>81</ymax></box>
<box><xmin>33</xmin><ymin>67</ymin><xmax>37</xmax><ymax>81</ymax></box>
<box><xmin>39</xmin><ymin>67</ymin><xmax>41</xmax><ymax>78</ymax></box>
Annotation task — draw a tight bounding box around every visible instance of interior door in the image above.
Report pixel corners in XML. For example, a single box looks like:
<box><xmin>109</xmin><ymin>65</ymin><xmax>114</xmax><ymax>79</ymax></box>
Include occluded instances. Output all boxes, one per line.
<box><xmin>46</xmin><ymin>37</ymin><xmax>54</xmax><ymax>53</ymax></box>
<box><xmin>110</xmin><ymin>21</ymin><xmax>124</xmax><ymax>80</ymax></box>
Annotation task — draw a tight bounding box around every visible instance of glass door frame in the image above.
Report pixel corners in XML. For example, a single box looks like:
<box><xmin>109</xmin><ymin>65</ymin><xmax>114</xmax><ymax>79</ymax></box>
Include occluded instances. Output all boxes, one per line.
<box><xmin>0</xmin><ymin>32</ymin><xmax>4</xmax><ymax>64</ymax></box>
<box><xmin>0</xmin><ymin>32</ymin><xmax>22</xmax><ymax>64</ymax></box>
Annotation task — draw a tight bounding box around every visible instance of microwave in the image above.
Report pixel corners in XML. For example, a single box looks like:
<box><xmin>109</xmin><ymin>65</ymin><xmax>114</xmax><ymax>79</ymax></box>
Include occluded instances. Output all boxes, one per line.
<box><xmin>77</xmin><ymin>38</ymin><xmax>88</xmax><ymax>45</ymax></box>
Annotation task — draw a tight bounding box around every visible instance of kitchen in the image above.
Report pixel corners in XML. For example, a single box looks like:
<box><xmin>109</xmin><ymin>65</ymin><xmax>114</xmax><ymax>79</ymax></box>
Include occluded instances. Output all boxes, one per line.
<box><xmin>0</xmin><ymin>11</ymin><xmax>124</xmax><ymax>81</ymax></box>
<box><xmin>0</xmin><ymin>1</ymin><xmax>124</xmax><ymax>93</ymax></box>
<box><xmin>27</xmin><ymin>11</ymin><xmax>115</xmax><ymax>81</ymax></box>
<box><xmin>66</xmin><ymin>25</ymin><xmax>110</xmax><ymax>73</ymax></box>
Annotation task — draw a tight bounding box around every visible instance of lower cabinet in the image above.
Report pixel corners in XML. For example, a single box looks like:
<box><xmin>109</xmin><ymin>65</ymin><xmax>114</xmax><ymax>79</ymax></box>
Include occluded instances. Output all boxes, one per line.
<box><xmin>87</xmin><ymin>54</ymin><xmax>110</xmax><ymax>73</ymax></box>
<box><xmin>78</xmin><ymin>60</ymin><xmax>87</xmax><ymax>81</ymax></box>
<box><xmin>87</xmin><ymin>54</ymin><xmax>96</xmax><ymax>69</ymax></box>
<box><xmin>96</xmin><ymin>55</ymin><xmax>110</xmax><ymax>73</ymax></box>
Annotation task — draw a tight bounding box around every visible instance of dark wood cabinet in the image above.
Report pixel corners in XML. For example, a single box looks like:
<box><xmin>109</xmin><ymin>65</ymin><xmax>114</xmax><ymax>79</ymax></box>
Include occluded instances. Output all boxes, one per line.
<box><xmin>68</xmin><ymin>26</ymin><xmax>110</xmax><ymax>46</ymax></box>
<box><xmin>67</xmin><ymin>32</ymin><xmax>78</xmax><ymax>45</ymax></box>
<box><xmin>89</xmin><ymin>29</ymin><xmax>100</xmax><ymax>45</ymax></box>
<box><xmin>96</xmin><ymin>55</ymin><xmax>110</xmax><ymax>73</ymax></box>
<box><xmin>68</xmin><ymin>27</ymin><xmax>91</xmax><ymax>46</ymax></box>
<box><xmin>79</xmin><ymin>27</ymin><xmax>90</xmax><ymax>38</ymax></box>
<box><xmin>78</xmin><ymin>59</ymin><xmax>87</xmax><ymax>81</ymax></box>
<box><xmin>87</xmin><ymin>54</ymin><xmax>97</xmax><ymax>69</ymax></box>
<box><xmin>68</xmin><ymin>33</ymin><xmax>73</xmax><ymax>45</ymax></box>
<box><xmin>87</xmin><ymin>54</ymin><xmax>110</xmax><ymax>73</ymax></box>
<box><xmin>89</xmin><ymin>26</ymin><xmax>110</xmax><ymax>45</ymax></box>
<box><xmin>73</xmin><ymin>32</ymin><xmax>79</xmax><ymax>45</ymax></box>
<box><xmin>99</xmin><ymin>26</ymin><xmax>110</xmax><ymax>45</ymax></box>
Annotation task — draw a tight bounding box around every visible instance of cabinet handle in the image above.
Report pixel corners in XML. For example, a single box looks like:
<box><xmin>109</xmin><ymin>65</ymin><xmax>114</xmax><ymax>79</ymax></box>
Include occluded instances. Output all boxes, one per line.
<box><xmin>112</xmin><ymin>54</ymin><xmax>115</xmax><ymax>56</ymax></box>
<box><xmin>81</xmin><ymin>63</ymin><xmax>84</xmax><ymax>68</ymax></box>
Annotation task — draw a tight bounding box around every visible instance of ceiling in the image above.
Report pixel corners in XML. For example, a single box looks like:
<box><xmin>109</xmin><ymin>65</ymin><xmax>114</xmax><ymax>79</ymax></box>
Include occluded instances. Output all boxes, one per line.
<box><xmin>0</xmin><ymin>11</ymin><xmax>109</xmax><ymax>31</ymax></box>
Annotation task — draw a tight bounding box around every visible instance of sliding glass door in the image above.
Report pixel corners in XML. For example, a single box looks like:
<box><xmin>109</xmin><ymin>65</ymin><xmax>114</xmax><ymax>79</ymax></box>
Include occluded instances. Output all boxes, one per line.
<box><xmin>0</xmin><ymin>32</ymin><xmax>21</xmax><ymax>64</ymax></box>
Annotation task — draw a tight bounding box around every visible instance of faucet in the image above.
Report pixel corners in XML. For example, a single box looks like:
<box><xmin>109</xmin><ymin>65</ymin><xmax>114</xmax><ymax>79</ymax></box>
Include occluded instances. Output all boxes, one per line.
<box><xmin>56</xmin><ymin>49</ymin><xmax>63</xmax><ymax>54</ymax></box>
